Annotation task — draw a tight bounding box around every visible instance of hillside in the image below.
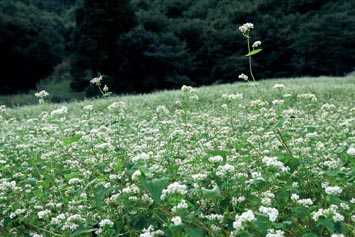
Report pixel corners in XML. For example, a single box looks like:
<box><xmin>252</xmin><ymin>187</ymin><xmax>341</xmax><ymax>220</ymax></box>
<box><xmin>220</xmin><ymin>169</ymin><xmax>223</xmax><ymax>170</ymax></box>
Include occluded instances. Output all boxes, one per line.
<box><xmin>1</xmin><ymin>76</ymin><xmax>355</xmax><ymax>236</ymax></box>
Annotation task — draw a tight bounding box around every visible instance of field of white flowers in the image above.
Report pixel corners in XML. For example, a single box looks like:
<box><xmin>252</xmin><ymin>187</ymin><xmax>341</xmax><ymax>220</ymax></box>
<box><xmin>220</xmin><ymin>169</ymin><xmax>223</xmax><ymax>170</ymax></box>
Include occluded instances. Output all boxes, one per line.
<box><xmin>1</xmin><ymin>76</ymin><xmax>355</xmax><ymax>237</ymax></box>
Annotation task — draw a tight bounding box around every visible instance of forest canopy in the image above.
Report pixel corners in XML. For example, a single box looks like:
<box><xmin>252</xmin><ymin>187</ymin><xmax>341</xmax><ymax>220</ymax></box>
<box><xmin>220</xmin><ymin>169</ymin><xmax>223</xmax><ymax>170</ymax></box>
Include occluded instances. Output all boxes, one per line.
<box><xmin>1</xmin><ymin>0</ymin><xmax>354</xmax><ymax>95</ymax></box>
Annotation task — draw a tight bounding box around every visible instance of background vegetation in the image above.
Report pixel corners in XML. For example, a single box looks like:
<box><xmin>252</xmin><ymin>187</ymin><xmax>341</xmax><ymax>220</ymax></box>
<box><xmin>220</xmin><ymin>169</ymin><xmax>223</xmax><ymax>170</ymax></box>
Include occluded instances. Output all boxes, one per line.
<box><xmin>0</xmin><ymin>0</ymin><xmax>354</xmax><ymax>104</ymax></box>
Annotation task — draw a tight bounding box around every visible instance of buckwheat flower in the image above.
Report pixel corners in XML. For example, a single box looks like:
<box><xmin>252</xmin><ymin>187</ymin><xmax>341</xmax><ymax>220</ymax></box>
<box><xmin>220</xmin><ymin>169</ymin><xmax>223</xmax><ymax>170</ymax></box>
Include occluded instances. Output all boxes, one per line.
<box><xmin>297</xmin><ymin>198</ymin><xmax>313</xmax><ymax>207</ymax></box>
<box><xmin>35</xmin><ymin>90</ymin><xmax>49</xmax><ymax>98</ymax></box>
<box><xmin>252</xmin><ymin>41</ymin><xmax>261</xmax><ymax>48</ymax></box>
<box><xmin>181</xmin><ymin>85</ymin><xmax>196</xmax><ymax>93</ymax></box>
<box><xmin>331</xmin><ymin>234</ymin><xmax>345</xmax><ymax>237</ymax></box>
<box><xmin>108</xmin><ymin>101</ymin><xmax>126</xmax><ymax>112</ymax></box>
<box><xmin>131</xmin><ymin>170</ymin><xmax>142</xmax><ymax>180</ymax></box>
<box><xmin>272</xmin><ymin>84</ymin><xmax>285</xmax><ymax>89</ymax></box>
<box><xmin>161</xmin><ymin>182</ymin><xmax>188</xmax><ymax>200</ymax></box>
<box><xmin>99</xmin><ymin>218</ymin><xmax>114</xmax><ymax>228</ymax></box>
<box><xmin>239</xmin><ymin>23</ymin><xmax>254</xmax><ymax>34</ymax></box>
<box><xmin>259</xmin><ymin>206</ymin><xmax>279</xmax><ymax>222</ymax></box>
<box><xmin>325</xmin><ymin>186</ymin><xmax>342</xmax><ymax>195</ymax></box>
<box><xmin>233</xmin><ymin>210</ymin><xmax>256</xmax><ymax>230</ymax></box>
<box><xmin>156</xmin><ymin>105</ymin><xmax>169</xmax><ymax>114</ymax></box>
<box><xmin>208</xmin><ymin>155</ymin><xmax>223</xmax><ymax>163</ymax></box>
<box><xmin>172</xmin><ymin>199</ymin><xmax>188</xmax><ymax>212</ymax></box>
<box><xmin>103</xmin><ymin>84</ymin><xmax>109</xmax><ymax>92</ymax></box>
<box><xmin>50</xmin><ymin>106</ymin><xmax>68</xmax><ymax>116</ymax></box>
<box><xmin>347</xmin><ymin>147</ymin><xmax>355</xmax><ymax>156</ymax></box>
<box><xmin>90</xmin><ymin>76</ymin><xmax>103</xmax><ymax>86</ymax></box>
<box><xmin>171</xmin><ymin>216</ymin><xmax>182</xmax><ymax>226</ymax></box>
<box><xmin>83</xmin><ymin>105</ymin><xmax>94</xmax><ymax>111</ymax></box>
<box><xmin>0</xmin><ymin>105</ymin><xmax>6</xmax><ymax>113</ymax></box>
<box><xmin>238</xmin><ymin>73</ymin><xmax>248</xmax><ymax>81</ymax></box>
<box><xmin>266</xmin><ymin>229</ymin><xmax>285</xmax><ymax>237</ymax></box>
<box><xmin>37</xmin><ymin>209</ymin><xmax>51</xmax><ymax>219</ymax></box>
<box><xmin>291</xmin><ymin>194</ymin><xmax>299</xmax><ymax>201</ymax></box>
<box><xmin>68</xmin><ymin>178</ymin><xmax>82</xmax><ymax>185</ymax></box>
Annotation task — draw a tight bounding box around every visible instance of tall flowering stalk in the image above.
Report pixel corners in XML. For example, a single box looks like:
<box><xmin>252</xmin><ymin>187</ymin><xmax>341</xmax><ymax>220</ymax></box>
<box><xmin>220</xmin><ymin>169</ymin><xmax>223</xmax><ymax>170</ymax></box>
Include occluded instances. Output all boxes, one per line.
<box><xmin>90</xmin><ymin>76</ymin><xmax>111</xmax><ymax>97</ymax></box>
<box><xmin>239</xmin><ymin>23</ymin><xmax>293</xmax><ymax>158</ymax></box>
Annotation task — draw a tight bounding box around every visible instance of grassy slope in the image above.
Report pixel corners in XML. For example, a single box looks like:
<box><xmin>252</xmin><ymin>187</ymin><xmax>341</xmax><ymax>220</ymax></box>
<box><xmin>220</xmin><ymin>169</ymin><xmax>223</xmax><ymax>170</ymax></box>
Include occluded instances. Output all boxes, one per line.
<box><xmin>1</xmin><ymin>76</ymin><xmax>355</xmax><ymax>236</ymax></box>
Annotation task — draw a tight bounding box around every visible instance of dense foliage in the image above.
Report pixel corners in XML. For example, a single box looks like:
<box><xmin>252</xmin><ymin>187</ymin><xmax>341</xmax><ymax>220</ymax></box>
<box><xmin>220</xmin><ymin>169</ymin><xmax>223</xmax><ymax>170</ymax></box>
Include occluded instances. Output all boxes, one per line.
<box><xmin>1</xmin><ymin>0</ymin><xmax>354</xmax><ymax>95</ymax></box>
<box><xmin>0</xmin><ymin>0</ymin><xmax>67</xmax><ymax>94</ymax></box>
<box><xmin>1</xmin><ymin>76</ymin><xmax>355</xmax><ymax>236</ymax></box>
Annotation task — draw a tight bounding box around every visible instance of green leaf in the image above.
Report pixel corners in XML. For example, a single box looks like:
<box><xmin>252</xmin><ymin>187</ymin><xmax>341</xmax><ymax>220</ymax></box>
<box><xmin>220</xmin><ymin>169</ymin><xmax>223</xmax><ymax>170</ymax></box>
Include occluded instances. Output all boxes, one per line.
<box><xmin>186</xmin><ymin>227</ymin><xmax>204</xmax><ymax>237</ymax></box>
<box><xmin>207</xmin><ymin>149</ymin><xmax>230</xmax><ymax>158</ymax></box>
<box><xmin>64</xmin><ymin>172</ymin><xmax>82</xmax><ymax>180</ymax></box>
<box><xmin>201</xmin><ymin>185</ymin><xmax>221</xmax><ymax>198</ymax></box>
<box><xmin>94</xmin><ymin>185</ymin><xmax>113</xmax><ymax>207</ymax></box>
<box><xmin>316</xmin><ymin>217</ymin><xmax>334</xmax><ymax>232</ymax></box>
<box><xmin>140</xmin><ymin>177</ymin><xmax>169</xmax><ymax>204</ymax></box>
<box><xmin>246</xmin><ymin>49</ymin><xmax>262</xmax><ymax>56</ymax></box>
<box><xmin>302</xmin><ymin>233</ymin><xmax>318</xmax><ymax>237</ymax></box>
<box><xmin>63</xmin><ymin>135</ymin><xmax>82</xmax><ymax>145</ymax></box>
<box><xmin>70</xmin><ymin>227</ymin><xmax>97</xmax><ymax>237</ymax></box>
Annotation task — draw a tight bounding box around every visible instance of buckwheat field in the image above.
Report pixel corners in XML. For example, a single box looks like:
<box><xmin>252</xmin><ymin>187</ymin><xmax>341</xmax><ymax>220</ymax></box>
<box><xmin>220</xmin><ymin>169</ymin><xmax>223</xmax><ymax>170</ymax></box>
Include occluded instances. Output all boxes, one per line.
<box><xmin>1</xmin><ymin>76</ymin><xmax>355</xmax><ymax>237</ymax></box>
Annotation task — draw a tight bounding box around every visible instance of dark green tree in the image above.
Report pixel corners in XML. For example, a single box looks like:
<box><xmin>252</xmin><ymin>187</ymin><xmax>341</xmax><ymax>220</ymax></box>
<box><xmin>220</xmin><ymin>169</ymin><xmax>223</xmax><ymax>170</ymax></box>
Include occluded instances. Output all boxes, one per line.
<box><xmin>0</xmin><ymin>0</ymin><xmax>65</xmax><ymax>94</ymax></box>
<box><xmin>70</xmin><ymin>0</ymin><xmax>137</xmax><ymax>92</ymax></box>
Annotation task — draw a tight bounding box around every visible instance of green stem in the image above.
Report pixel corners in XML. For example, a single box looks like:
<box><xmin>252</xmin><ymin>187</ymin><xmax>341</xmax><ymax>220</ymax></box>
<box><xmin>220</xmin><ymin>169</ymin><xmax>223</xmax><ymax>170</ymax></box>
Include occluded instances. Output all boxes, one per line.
<box><xmin>246</xmin><ymin>36</ymin><xmax>267</xmax><ymax>103</ymax></box>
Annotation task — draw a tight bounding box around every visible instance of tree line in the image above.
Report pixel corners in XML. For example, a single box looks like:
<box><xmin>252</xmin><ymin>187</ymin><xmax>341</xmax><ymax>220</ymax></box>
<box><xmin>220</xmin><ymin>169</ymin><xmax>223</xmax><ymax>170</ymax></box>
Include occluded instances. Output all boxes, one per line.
<box><xmin>1</xmin><ymin>0</ymin><xmax>354</xmax><ymax>95</ymax></box>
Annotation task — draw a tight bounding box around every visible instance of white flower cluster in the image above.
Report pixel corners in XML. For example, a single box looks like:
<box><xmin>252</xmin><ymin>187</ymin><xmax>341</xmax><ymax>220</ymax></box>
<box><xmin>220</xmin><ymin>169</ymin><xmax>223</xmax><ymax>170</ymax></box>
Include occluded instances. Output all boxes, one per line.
<box><xmin>156</xmin><ymin>105</ymin><xmax>169</xmax><ymax>114</ymax></box>
<box><xmin>272</xmin><ymin>84</ymin><xmax>285</xmax><ymax>89</ymax></box>
<box><xmin>99</xmin><ymin>218</ymin><xmax>114</xmax><ymax>228</ymax></box>
<box><xmin>62</xmin><ymin>214</ymin><xmax>85</xmax><ymax>231</ymax></box>
<box><xmin>35</xmin><ymin>90</ymin><xmax>49</xmax><ymax>98</ymax></box>
<box><xmin>139</xmin><ymin>225</ymin><xmax>164</xmax><ymax>237</ymax></box>
<box><xmin>238</xmin><ymin>73</ymin><xmax>248</xmax><ymax>81</ymax></box>
<box><xmin>181</xmin><ymin>85</ymin><xmax>196</xmax><ymax>93</ymax></box>
<box><xmin>34</xmin><ymin>90</ymin><xmax>49</xmax><ymax>104</ymax></box>
<box><xmin>259</xmin><ymin>206</ymin><xmax>279</xmax><ymax>222</ymax></box>
<box><xmin>325</xmin><ymin>186</ymin><xmax>342</xmax><ymax>195</ymax></box>
<box><xmin>132</xmin><ymin>152</ymin><xmax>151</xmax><ymax>162</ymax></box>
<box><xmin>171</xmin><ymin>199</ymin><xmax>188</xmax><ymax>212</ymax></box>
<box><xmin>208</xmin><ymin>155</ymin><xmax>224</xmax><ymax>163</ymax></box>
<box><xmin>252</xmin><ymin>41</ymin><xmax>261</xmax><ymax>48</ymax></box>
<box><xmin>266</xmin><ymin>229</ymin><xmax>285</xmax><ymax>237</ymax></box>
<box><xmin>90</xmin><ymin>76</ymin><xmax>102</xmax><ymax>86</ymax></box>
<box><xmin>9</xmin><ymin>208</ymin><xmax>26</xmax><ymax>219</ymax></box>
<box><xmin>50</xmin><ymin>213</ymin><xmax>66</xmax><ymax>225</ymax></box>
<box><xmin>239</xmin><ymin>23</ymin><xmax>254</xmax><ymax>34</ymax></box>
<box><xmin>312</xmin><ymin>204</ymin><xmax>344</xmax><ymax>222</ymax></box>
<box><xmin>216</xmin><ymin>164</ymin><xmax>235</xmax><ymax>177</ymax></box>
<box><xmin>0</xmin><ymin>105</ymin><xmax>6</xmax><ymax>113</ymax></box>
<box><xmin>297</xmin><ymin>198</ymin><xmax>313</xmax><ymax>207</ymax></box>
<box><xmin>347</xmin><ymin>147</ymin><xmax>355</xmax><ymax>156</ymax></box>
<box><xmin>50</xmin><ymin>106</ymin><xmax>68</xmax><ymax>117</ymax></box>
<box><xmin>171</xmin><ymin>216</ymin><xmax>182</xmax><ymax>226</ymax></box>
<box><xmin>297</xmin><ymin>93</ymin><xmax>317</xmax><ymax>102</ymax></box>
<box><xmin>262</xmin><ymin>156</ymin><xmax>290</xmax><ymax>172</ymax></box>
<box><xmin>37</xmin><ymin>209</ymin><xmax>51</xmax><ymax>219</ymax></box>
<box><xmin>233</xmin><ymin>210</ymin><xmax>256</xmax><ymax>230</ymax></box>
<box><xmin>204</xmin><ymin>213</ymin><xmax>224</xmax><ymax>222</ymax></box>
<box><xmin>222</xmin><ymin>93</ymin><xmax>243</xmax><ymax>100</ymax></box>
<box><xmin>107</xmin><ymin>101</ymin><xmax>126</xmax><ymax>112</ymax></box>
<box><xmin>160</xmin><ymin>182</ymin><xmax>188</xmax><ymax>200</ymax></box>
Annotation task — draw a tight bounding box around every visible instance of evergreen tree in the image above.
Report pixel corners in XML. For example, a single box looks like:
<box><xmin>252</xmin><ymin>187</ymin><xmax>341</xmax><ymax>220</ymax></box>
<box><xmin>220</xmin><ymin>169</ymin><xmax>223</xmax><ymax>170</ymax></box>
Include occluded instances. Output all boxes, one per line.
<box><xmin>70</xmin><ymin>0</ymin><xmax>137</xmax><ymax>92</ymax></box>
<box><xmin>0</xmin><ymin>0</ymin><xmax>65</xmax><ymax>94</ymax></box>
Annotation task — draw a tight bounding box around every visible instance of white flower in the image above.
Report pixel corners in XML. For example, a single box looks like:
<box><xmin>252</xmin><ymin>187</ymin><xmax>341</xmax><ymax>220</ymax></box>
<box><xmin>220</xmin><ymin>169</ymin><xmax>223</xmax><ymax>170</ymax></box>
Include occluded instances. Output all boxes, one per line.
<box><xmin>90</xmin><ymin>76</ymin><xmax>102</xmax><ymax>85</ymax></box>
<box><xmin>347</xmin><ymin>147</ymin><xmax>355</xmax><ymax>156</ymax></box>
<box><xmin>238</xmin><ymin>73</ymin><xmax>248</xmax><ymax>81</ymax></box>
<box><xmin>99</xmin><ymin>218</ymin><xmax>114</xmax><ymax>228</ymax></box>
<box><xmin>35</xmin><ymin>90</ymin><xmax>49</xmax><ymax>98</ymax></box>
<box><xmin>259</xmin><ymin>206</ymin><xmax>278</xmax><ymax>222</ymax></box>
<box><xmin>331</xmin><ymin>234</ymin><xmax>345</xmax><ymax>237</ymax></box>
<box><xmin>272</xmin><ymin>84</ymin><xmax>285</xmax><ymax>89</ymax></box>
<box><xmin>233</xmin><ymin>210</ymin><xmax>256</xmax><ymax>230</ymax></box>
<box><xmin>103</xmin><ymin>84</ymin><xmax>109</xmax><ymax>92</ymax></box>
<box><xmin>171</xmin><ymin>216</ymin><xmax>182</xmax><ymax>226</ymax></box>
<box><xmin>325</xmin><ymin>186</ymin><xmax>342</xmax><ymax>195</ymax></box>
<box><xmin>239</xmin><ymin>23</ymin><xmax>254</xmax><ymax>34</ymax></box>
<box><xmin>37</xmin><ymin>210</ymin><xmax>51</xmax><ymax>219</ymax></box>
<box><xmin>252</xmin><ymin>41</ymin><xmax>261</xmax><ymax>48</ymax></box>
<box><xmin>181</xmin><ymin>85</ymin><xmax>196</xmax><ymax>93</ymax></box>
<box><xmin>208</xmin><ymin>155</ymin><xmax>223</xmax><ymax>163</ymax></box>
<box><xmin>266</xmin><ymin>229</ymin><xmax>285</xmax><ymax>237</ymax></box>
